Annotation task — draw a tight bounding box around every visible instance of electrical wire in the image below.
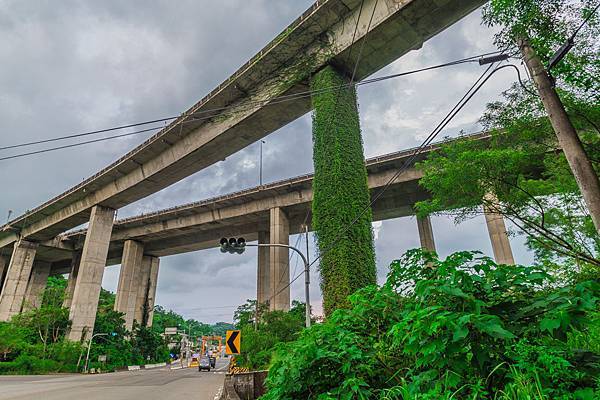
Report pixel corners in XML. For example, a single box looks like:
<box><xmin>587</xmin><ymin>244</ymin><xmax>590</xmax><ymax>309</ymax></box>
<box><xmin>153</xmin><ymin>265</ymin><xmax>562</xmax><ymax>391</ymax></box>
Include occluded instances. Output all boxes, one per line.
<box><xmin>572</xmin><ymin>1</ymin><xmax>600</xmax><ymax>39</ymax></box>
<box><xmin>0</xmin><ymin>127</ymin><xmax>161</xmax><ymax>162</ymax></box>
<box><xmin>0</xmin><ymin>51</ymin><xmax>502</xmax><ymax>161</ymax></box>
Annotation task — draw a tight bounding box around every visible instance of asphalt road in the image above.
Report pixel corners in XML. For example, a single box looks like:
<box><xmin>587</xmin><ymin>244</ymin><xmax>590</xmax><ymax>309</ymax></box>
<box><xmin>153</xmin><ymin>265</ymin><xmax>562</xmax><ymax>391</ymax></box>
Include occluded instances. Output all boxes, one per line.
<box><xmin>0</xmin><ymin>359</ymin><xmax>229</xmax><ymax>400</ymax></box>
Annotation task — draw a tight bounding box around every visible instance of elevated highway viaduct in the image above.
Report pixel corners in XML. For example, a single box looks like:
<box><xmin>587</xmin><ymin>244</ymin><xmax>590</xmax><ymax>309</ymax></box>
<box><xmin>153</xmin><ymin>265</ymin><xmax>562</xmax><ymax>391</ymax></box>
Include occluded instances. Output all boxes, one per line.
<box><xmin>0</xmin><ymin>133</ymin><xmax>517</xmax><ymax>330</ymax></box>
<box><xmin>0</xmin><ymin>0</ymin><xmax>488</xmax><ymax>338</ymax></box>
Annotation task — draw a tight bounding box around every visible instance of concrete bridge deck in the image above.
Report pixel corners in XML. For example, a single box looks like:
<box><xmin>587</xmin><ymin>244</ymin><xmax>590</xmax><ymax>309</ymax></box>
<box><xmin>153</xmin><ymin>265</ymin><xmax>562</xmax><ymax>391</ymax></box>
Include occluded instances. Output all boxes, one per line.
<box><xmin>0</xmin><ymin>0</ymin><xmax>485</xmax><ymax>248</ymax></box>
<box><xmin>35</xmin><ymin>132</ymin><xmax>490</xmax><ymax>273</ymax></box>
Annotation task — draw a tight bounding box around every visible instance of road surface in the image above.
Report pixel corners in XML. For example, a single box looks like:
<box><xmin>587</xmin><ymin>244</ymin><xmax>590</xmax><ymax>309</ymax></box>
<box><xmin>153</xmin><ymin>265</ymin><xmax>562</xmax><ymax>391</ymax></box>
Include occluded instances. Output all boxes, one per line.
<box><xmin>0</xmin><ymin>359</ymin><xmax>228</xmax><ymax>400</ymax></box>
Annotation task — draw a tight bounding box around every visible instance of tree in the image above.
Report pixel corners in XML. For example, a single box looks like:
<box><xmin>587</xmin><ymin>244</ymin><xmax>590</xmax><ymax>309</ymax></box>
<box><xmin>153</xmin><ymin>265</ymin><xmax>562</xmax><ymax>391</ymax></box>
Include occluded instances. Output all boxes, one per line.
<box><xmin>482</xmin><ymin>0</ymin><xmax>600</xmax><ymax>233</ymax></box>
<box><xmin>310</xmin><ymin>66</ymin><xmax>376</xmax><ymax>316</ymax></box>
<box><xmin>233</xmin><ymin>300</ymin><xmax>306</xmax><ymax>370</ymax></box>
<box><xmin>416</xmin><ymin>97</ymin><xmax>599</xmax><ymax>277</ymax></box>
<box><xmin>12</xmin><ymin>276</ymin><xmax>71</xmax><ymax>356</ymax></box>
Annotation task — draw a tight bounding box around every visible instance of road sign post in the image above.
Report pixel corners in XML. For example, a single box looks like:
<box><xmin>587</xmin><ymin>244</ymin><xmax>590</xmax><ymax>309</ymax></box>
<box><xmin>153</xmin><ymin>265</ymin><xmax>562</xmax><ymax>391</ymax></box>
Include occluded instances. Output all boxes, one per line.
<box><xmin>225</xmin><ymin>330</ymin><xmax>241</xmax><ymax>355</ymax></box>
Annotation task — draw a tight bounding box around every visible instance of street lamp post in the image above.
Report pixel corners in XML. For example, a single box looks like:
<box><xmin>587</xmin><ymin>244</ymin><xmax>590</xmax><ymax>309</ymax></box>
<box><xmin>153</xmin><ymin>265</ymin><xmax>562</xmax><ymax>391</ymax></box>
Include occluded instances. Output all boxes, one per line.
<box><xmin>84</xmin><ymin>333</ymin><xmax>108</xmax><ymax>373</ymax></box>
<box><xmin>259</xmin><ymin>140</ymin><xmax>266</xmax><ymax>186</ymax></box>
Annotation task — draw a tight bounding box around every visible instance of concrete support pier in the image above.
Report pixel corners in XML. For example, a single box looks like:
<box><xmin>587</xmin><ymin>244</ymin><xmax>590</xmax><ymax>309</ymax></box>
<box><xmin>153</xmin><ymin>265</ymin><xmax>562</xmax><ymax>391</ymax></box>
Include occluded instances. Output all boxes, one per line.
<box><xmin>0</xmin><ymin>256</ymin><xmax>8</xmax><ymax>294</ymax></box>
<box><xmin>63</xmin><ymin>251</ymin><xmax>81</xmax><ymax>309</ymax></box>
<box><xmin>134</xmin><ymin>256</ymin><xmax>159</xmax><ymax>327</ymax></box>
<box><xmin>144</xmin><ymin>256</ymin><xmax>160</xmax><ymax>327</ymax></box>
<box><xmin>22</xmin><ymin>261</ymin><xmax>51</xmax><ymax>311</ymax></box>
<box><xmin>257</xmin><ymin>231</ymin><xmax>270</xmax><ymax>307</ymax></box>
<box><xmin>269</xmin><ymin>207</ymin><xmax>289</xmax><ymax>311</ymax></box>
<box><xmin>0</xmin><ymin>240</ymin><xmax>38</xmax><ymax>321</ymax></box>
<box><xmin>115</xmin><ymin>240</ymin><xmax>144</xmax><ymax>330</ymax></box>
<box><xmin>483</xmin><ymin>198</ymin><xmax>515</xmax><ymax>265</ymax></box>
<box><xmin>68</xmin><ymin>205</ymin><xmax>115</xmax><ymax>341</ymax></box>
<box><xmin>417</xmin><ymin>215</ymin><xmax>436</xmax><ymax>252</ymax></box>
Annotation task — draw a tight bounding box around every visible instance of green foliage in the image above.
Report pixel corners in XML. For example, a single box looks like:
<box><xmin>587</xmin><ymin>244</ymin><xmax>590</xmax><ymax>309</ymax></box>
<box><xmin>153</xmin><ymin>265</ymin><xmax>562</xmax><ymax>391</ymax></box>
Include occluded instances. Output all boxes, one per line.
<box><xmin>416</xmin><ymin>85</ymin><xmax>599</xmax><ymax>276</ymax></box>
<box><xmin>262</xmin><ymin>249</ymin><xmax>600</xmax><ymax>399</ymax></box>
<box><xmin>310</xmin><ymin>65</ymin><xmax>376</xmax><ymax>316</ymax></box>
<box><xmin>482</xmin><ymin>0</ymin><xmax>600</xmax><ymax>100</ymax></box>
<box><xmin>0</xmin><ymin>277</ymin><xmax>233</xmax><ymax>374</ymax></box>
<box><xmin>233</xmin><ymin>300</ymin><xmax>306</xmax><ymax>370</ymax></box>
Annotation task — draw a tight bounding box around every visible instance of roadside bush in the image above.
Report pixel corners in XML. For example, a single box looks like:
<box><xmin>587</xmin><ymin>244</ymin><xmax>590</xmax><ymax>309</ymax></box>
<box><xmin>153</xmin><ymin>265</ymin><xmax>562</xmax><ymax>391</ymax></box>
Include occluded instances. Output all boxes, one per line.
<box><xmin>234</xmin><ymin>301</ymin><xmax>307</xmax><ymax>370</ymax></box>
<box><xmin>262</xmin><ymin>249</ymin><xmax>600</xmax><ymax>399</ymax></box>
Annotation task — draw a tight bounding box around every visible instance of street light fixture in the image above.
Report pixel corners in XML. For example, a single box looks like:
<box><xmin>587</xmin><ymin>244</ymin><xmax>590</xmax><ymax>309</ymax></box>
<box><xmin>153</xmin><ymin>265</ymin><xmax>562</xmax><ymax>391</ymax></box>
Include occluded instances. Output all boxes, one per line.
<box><xmin>259</xmin><ymin>140</ymin><xmax>266</xmax><ymax>186</ymax></box>
<box><xmin>219</xmin><ymin>237</ymin><xmax>311</xmax><ymax>328</ymax></box>
<box><xmin>84</xmin><ymin>332</ymin><xmax>111</xmax><ymax>373</ymax></box>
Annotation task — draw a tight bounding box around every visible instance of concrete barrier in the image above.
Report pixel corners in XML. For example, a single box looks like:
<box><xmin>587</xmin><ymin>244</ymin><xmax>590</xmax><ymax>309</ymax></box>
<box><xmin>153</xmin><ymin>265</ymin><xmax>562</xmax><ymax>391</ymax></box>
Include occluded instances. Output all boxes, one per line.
<box><xmin>221</xmin><ymin>371</ymin><xmax>268</xmax><ymax>400</ymax></box>
<box><xmin>127</xmin><ymin>365</ymin><xmax>141</xmax><ymax>371</ymax></box>
<box><xmin>144</xmin><ymin>362</ymin><xmax>167</xmax><ymax>369</ymax></box>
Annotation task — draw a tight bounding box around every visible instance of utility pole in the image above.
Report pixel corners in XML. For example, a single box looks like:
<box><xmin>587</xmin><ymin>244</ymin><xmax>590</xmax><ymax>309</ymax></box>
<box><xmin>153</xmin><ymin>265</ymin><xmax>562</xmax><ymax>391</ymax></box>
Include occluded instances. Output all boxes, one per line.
<box><xmin>519</xmin><ymin>38</ymin><xmax>600</xmax><ymax>234</ymax></box>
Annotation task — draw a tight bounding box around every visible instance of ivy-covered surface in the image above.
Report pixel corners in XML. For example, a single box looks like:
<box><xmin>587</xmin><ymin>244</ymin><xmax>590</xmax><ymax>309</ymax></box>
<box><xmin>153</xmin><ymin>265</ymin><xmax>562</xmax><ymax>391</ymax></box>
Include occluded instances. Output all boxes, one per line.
<box><xmin>310</xmin><ymin>66</ymin><xmax>376</xmax><ymax>316</ymax></box>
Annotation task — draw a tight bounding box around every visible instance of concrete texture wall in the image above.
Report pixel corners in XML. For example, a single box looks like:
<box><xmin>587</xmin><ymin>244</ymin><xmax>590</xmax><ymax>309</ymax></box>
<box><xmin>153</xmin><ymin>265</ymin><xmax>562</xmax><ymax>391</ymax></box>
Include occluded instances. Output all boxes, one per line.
<box><xmin>115</xmin><ymin>240</ymin><xmax>144</xmax><ymax>330</ymax></box>
<box><xmin>22</xmin><ymin>261</ymin><xmax>51</xmax><ymax>311</ymax></box>
<box><xmin>0</xmin><ymin>256</ymin><xmax>8</xmax><ymax>295</ymax></box>
<box><xmin>62</xmin><ymin>250</ymin><xmax>81</xmax><ymax>309</ymax></box>
<box><xmin>145</xmin><ymin>256</ymin><xmax>160</xmax><ymax>327</ymax></box>
<box><xmin>222</xmin><ymin>371</ymin><xmax>268</xmax><ymax>400</ymax></box>
<box><xmin>417</xmin><ymin>215</ymin><xmax>436</xmax><ymax>252</ymax></box>
<box><xmin>257</xmin><ymin>231</ymin><xmax>270</xmax><ymax>307</ymax></box>
<box><xmin>132</xmin><ymin>256</ymin><xmax>160</xmax><ymax>327</ymax></box>
<box><xmin>0</xmin><ymin>240</ymin><xmax>38</xmax><ymax>321</ymax></box>
<box><xmin>68</xmin><ymin>205</ymin><xmax>115</xmax><ymax>341</ymax></box>
<box><xmin>269</xmin><ymin>208</ymin><xmax>289</xmax><ymax>311</ymax></box>
<box><xmin>483</xmin><ymin>194</ymin><xmax>515</xmax><ymax>265</ymax></box>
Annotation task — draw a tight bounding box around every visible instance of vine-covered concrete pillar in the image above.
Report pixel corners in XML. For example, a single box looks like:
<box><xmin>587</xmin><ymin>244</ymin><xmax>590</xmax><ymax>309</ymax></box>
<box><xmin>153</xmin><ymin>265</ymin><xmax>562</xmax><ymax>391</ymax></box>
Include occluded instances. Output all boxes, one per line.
<box><xmin>310</xmin><ymin>66</ymin><xmax>376</xmax><ymax>316</ymax></box>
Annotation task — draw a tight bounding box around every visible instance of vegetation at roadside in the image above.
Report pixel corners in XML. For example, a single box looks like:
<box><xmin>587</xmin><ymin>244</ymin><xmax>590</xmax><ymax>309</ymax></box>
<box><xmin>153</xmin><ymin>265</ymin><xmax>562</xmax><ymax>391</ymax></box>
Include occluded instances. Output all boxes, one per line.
<box><xmin>0</xmin><ymin>275</ymin><xmax>232</xmax><ymax>374</ymax></box>
<box><xmin>232</xmin><ymin>300</ymin><xmax>307</xmax><ymax>370</ymax></box>
<box><xmin>262</xmin><ymin>249</ymin><xmax>600</xmax><ymax>399</ymax></box>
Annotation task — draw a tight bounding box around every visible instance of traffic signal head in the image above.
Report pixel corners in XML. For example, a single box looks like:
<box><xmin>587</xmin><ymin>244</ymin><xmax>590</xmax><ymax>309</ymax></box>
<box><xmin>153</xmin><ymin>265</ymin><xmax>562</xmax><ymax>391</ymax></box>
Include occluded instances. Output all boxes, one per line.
<box><xmin>220</xmin><ymin>238</ymin><xmax>229</xmax><ymax>253</ymax></box>
<box><xmin>219</xmin><ymin>237</ymin><xmax>246</xmax><ymax>254</ymax></box>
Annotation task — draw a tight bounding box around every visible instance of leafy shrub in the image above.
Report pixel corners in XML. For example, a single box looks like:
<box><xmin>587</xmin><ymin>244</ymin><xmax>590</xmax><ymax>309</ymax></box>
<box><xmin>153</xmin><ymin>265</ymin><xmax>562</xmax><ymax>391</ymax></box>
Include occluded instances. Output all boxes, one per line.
<box><xmin>234</xmin><ymin>301</ymin><xmax>306</xmax><ymax>370</ymax></box>
<box><xmin>262</xmin><ymin>249</ymin><xmax>600</xmax><ymax>399</ymax></box>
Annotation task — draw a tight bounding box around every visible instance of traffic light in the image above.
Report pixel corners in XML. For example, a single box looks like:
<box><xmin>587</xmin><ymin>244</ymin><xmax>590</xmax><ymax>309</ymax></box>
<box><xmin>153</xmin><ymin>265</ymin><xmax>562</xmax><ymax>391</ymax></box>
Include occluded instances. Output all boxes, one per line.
<box><xmin>220</xmin><ymin>237</ymin><xmax>246</xmax><ymax>254</ymax></box>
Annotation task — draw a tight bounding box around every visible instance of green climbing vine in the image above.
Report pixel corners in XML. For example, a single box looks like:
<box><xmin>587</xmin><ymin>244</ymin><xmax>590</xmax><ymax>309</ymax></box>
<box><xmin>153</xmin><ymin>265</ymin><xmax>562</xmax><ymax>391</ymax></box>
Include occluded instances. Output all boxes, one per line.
<box><xmin>310</xmin><ymin>66</ymin><xmax>376</xmax><ymax>317</ymax></box>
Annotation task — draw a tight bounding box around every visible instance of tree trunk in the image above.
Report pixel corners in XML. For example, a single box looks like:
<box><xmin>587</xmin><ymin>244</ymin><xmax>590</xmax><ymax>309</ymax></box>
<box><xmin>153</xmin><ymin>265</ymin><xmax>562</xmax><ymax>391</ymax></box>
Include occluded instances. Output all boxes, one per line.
<box><xmin>519</xmin><ymin>38</ymin><xmax>600</xmax><ymax>234</ymax></box>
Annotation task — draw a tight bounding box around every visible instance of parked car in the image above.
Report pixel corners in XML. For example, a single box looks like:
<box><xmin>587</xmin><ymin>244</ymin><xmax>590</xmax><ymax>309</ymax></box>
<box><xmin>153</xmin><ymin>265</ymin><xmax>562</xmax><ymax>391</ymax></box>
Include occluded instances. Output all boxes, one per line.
<box><xmin>198</xmin><ymin>356</ymin><xmax>211</xmax><ymax>371</ymax></box>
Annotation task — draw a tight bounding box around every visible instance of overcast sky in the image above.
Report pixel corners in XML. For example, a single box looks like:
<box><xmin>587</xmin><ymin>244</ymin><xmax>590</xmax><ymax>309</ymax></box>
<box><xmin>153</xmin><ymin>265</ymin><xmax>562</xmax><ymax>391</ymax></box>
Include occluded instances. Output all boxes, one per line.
<box><xmin>0</xmin><ymin>1</ymin><xmax>534</xmax><ymax>323</ymax></box>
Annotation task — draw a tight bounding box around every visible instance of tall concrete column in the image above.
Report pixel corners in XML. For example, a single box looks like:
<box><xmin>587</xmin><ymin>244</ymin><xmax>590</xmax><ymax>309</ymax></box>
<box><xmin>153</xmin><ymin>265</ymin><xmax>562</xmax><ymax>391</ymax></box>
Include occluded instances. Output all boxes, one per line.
<box><xmin>144</xmin><ymin>257</ymin><xmax>160</xmax><ymax>327</ymax></box>
<box><xmin>63</xmin><ymin>251</ymin><xmax>81</xmax><ymax>309</ymax></box>
<box><xmin>257</xmin><ymin>231</ymin><xmax>270</xmax><ymax>307</ymax></box>
<box><xmin>114</xmin><ymin>240</ymin><xmax>144</xmax><ymax>331</ymax></box>
<box><xmin>417</xmin><ymin>215</ymin><xmax>436</xmax><ymax>252</ymax></box>
<box><xmin>0</xmin><ymin>240</ymin><xmax>38</xmax><ymax>321</ymax></box>
<box><xmin>22</xmin><ymin>261</ymin><xmax>51</xmax><ymax>311</ymax></box>
<box><xmin>483</xmin><ymin>196</ymin><xmax>515</xmax><ymax>265</ymax></box>
<box><xmin>134</xmin><ymin>256</ymin><xmax>159</xmax><ymax>327</ymax></box>
<box><xmin>269</xmin><ymin>207</ymin><xmax>289</xmax><ymax>311</ymax></box>
<box><xmin>68</xmin><ymin>205</ymin><xmax>115</xmax><ymax>342</ymax></box>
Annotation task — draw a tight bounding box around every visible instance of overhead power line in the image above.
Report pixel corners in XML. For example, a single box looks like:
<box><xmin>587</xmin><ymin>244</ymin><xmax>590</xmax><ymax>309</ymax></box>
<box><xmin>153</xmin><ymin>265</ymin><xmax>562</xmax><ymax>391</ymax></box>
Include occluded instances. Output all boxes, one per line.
<box><xmin>0</xmin><ymin>51</ymin><xmax>502</xmax><ymax>163</ymax></box>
